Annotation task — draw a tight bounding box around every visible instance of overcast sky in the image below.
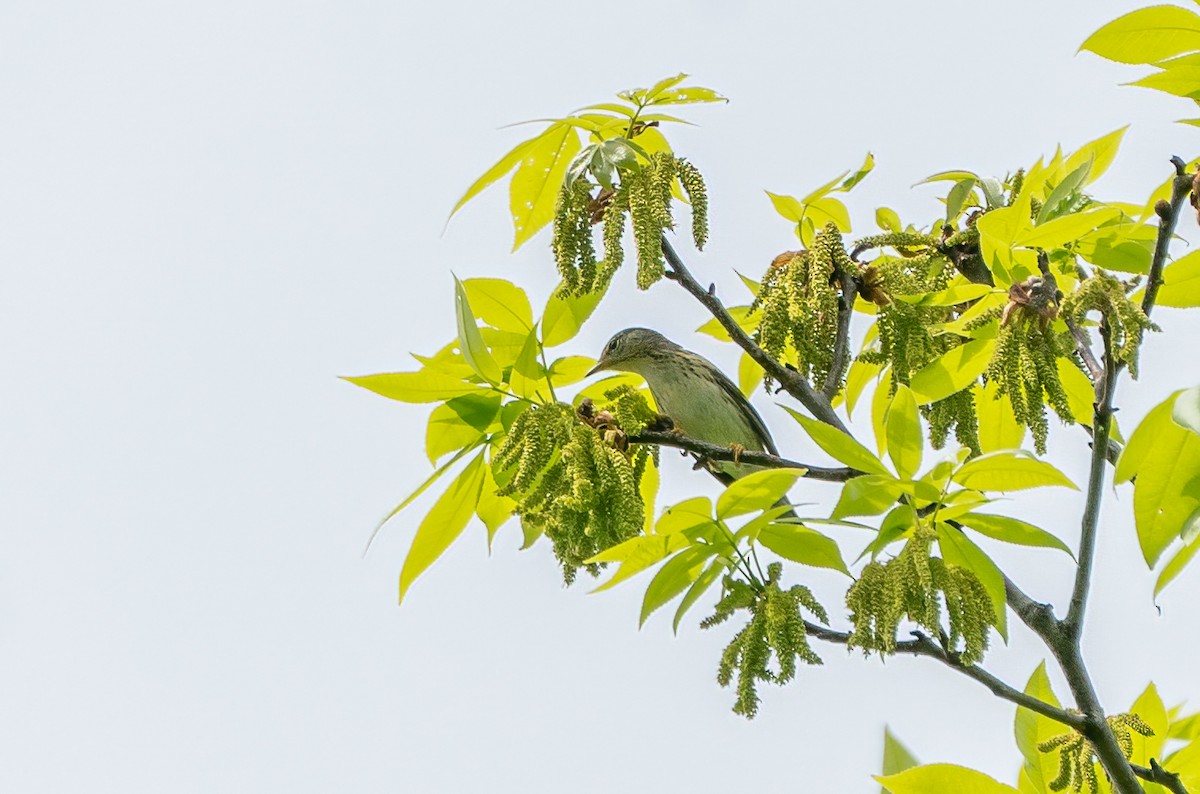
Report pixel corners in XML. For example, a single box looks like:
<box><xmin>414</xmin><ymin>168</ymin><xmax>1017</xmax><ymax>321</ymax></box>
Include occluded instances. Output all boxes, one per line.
<box><xmin>3</xmin><ymin>1</ymin><xmax>1199</xmax><ymax>792</ymax></box>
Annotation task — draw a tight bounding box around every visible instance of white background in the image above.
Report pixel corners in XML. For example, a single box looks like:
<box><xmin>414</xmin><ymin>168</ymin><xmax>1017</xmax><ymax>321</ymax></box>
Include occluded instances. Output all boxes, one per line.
<box><xmin>2</xmin><ymin>1</ymin><xmax>1199</xmax><ymax>791</ymax></box>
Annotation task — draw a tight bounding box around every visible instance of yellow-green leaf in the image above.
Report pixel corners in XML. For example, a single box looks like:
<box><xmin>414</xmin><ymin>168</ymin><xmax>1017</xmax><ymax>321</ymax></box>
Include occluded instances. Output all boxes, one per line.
<box><xmin>510</xmin><ymin>123</ymin><xmax>582</xmax><ymax>251</ymax></box>
<box><xmin>477</xmin><ymin>463</ymin><xmax>516</xmax><ymax>548</ymax></box>
<box><xmin>1155</xmin><ymin>535</ymin><xmax>1200</xmax><ymax>596</ymax></box>
<box><xmin>588</xmin><ymin>533</ymin><xmax>691</xmax><ymax>591</ymax></box>
<box><xmin>975</xmin><ymin>381</ymin><xmax>1026</xmax><ymax>452</ymax></box>
<box><xmin>1057</xmin><ymin>358</ymin><xmax>1097</xmax><ymax>428</ymax></box>
<box><xmin>1156</xmin><ymin>250</ymin><xmax>1200</xmax><ymax>307</ymax></box>
<box><xmin>640</xmin><ymin>546</ymin><xmax>714</xmax><ymax>626</ymax></box>
<box><xmin>673</xmin><ymin>560</ymin><xmax>724</xmax><ymax>633</ymax></box>
<box><xmin>656</xmin><ymin>496</ymin><xmax>715</xmax><ymax>534</ymax></box>
<box><xmin>1128</xmin><ymin>683</ymin><xmax>1169</xmax><ymax>768</ymax></box>
<box><xmin>880</xmin><ymin>727</ymin><xmax>920</xmax><ymax>788</ymax></box>
<box><xmin>765</xmin><ymin>190</ymin><xmax>804</xmax><ymax>222</ymax></box>
<box><xmin>877</xmin><ymin>764</ymin><xmax>1020</xmax><ymax>794</ymax></box>
<box><xmin>844</xmin><ymin>358</ymin><xmax>882</xmax><ymax>418</ymax></box>
<box><xmin>953</xmin><ymin>451</ymin><xmax>1078</xmax><ymax>492</ymax></box>
<box><xmin>1081</xmin><ymin>5</ymin><xmax>1200</xmax><ymax>65</ymax></box>
<box><xmin>1063</xmin><ymin>127</ymin><xmax>1128</xmax><ymax>186</ymax></box>
<box><xmin>1175</xmin><ymin>385</ymin><xmax>1200</xmax><ymax>434</ymax></box>
<box><xmin>738</xmin><ymin>351</ymin><xmax>764</xmax><ymax>398</ymax></box>
<box><xmin>957</xmin><ymin>512</ymin><xmax>1073</xmax><ymax>557</ymax></box>
<box><xmin>548</xmin><ymin>355</ymin><xmax>596</xmax><ymax>388</ymax></box>
<box><xmin>1015</xmin><ymin>207</ymin><xmax>1122</xmax><ymax>249</ymax></box>
<box><xmin>542</xmin><ymin>287</ymin><xmax>603</xmax><ymax>347</ymax></box>
<box><xmin>783</xmin><ymin>407</ymin><xmax>891</xmax><ymax>475</ymax></box>
<box><xmin>758</xmin><ymin>523</ymin><xmax>849</xmax><ymax>574</ymax></box>
<box><xmin>399</xmin><ymin>451</ymin><xmax>487</xmax><ymax>603</ymax></box>
<box><xmin>449</xmin><ymin>137</ymin><xmax>539</xmax><ymax>218</ymax></box>
<box><xmin>886</xmin><ymin>385</ymin><xmax>923</xmax><ymax>480</ymax></box>
<box><xmin>909</xmin><ymin>338</ymin><xmax>996</xmax><ymax>405</ymax></box>
<box><xmin>715</xmin><ymin>468</ymin><xmax>807</xmax><ymax>519</ymax></box>
<box><xmin>509</xmin><ymin>328</ymin><xmax>545</xmax><ymax>400</ymax></box>
<box><xmin>342</xmin><ymin>371</ymin><xmax>481</xmax><ymax>403</ymax></box>
<box><xmin>1015</xmin><ymin>662</ymin><xmax>1063</xmax><ymax>790</ymax></box>
<box><xmin>425</xmin><ymin>392</ymin><xmax>502</xmax><ymax>463</ymax></box>
<box><xmin>463</xmin><ymin>278</ymin><xmax>533</xmax><ymax>333</ymax></box>
<box><xmin>454</xmin><ymin>277</ymin><xmax>503</xmax><ymax>384</ymax></box>
<box><xmin>832</xmin><ymin>474</ymin><xmax>905</xmax><ymax>519</ymax></box>
<box><xmin>696</xmin><ymin>305</ymin><xmax>756</xmax><ymax>341</ymax></box>
<box><xmin>806</xmin><ymin>195</ymin><xmax>851</xmax><ymax>232</ymax></box>
<box><xmin>1074</xmin><ymin>221</ymin><xmax>1156</xmax><ymax>274</ymax></box>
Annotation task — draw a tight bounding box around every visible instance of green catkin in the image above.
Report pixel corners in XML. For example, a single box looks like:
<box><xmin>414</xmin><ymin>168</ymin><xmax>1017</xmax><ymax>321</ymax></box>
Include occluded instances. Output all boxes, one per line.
<box><xmin>493</xmin><ymin>399</ymin><xmax>652</xmax><ymax>584</ymax></box>
<box><xmin>1061</xmin><ymin>272</ymin><xmax>1158</xmax><ymax>378</ymax></box>
<box><xmin>982</xmin><ymin>313</ymin><xmax>1074</xmax><ymax>454</ymax></box>
<box><xmin>1038</xmin><ymin>713</ymin><xmax>1154</xmax><ymax>793</ymax></box>
<box><xmin>703</xmin><ymin>563</ymin><xmax>826</xmax><ymax>718</ymax></box>
<box><xmin>845</xmin><ymin>523</ymin><xmax>992</xmax><ymax>665</ymax></box>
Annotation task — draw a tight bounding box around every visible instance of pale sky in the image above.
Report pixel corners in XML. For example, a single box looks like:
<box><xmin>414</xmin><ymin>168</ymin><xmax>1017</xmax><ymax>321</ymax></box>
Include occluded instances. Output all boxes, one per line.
<box><xmin>3</xmin><ymin>1</ymin><xmax>1199</xmax><ymax>792</ymax></box>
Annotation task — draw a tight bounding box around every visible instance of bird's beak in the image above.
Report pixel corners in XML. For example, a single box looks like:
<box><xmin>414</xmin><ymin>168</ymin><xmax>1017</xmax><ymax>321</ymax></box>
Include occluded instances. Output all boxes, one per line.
<box><xmin>586</xmin><ymin>358</ymin><xmax>608</xmax><ymax>377</ymax></box>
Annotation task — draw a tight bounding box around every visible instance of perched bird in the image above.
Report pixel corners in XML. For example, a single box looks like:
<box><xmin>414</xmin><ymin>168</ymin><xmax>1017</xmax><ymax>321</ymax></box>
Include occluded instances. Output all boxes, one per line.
<box><xmin>588</xmin><ymin>327</ymin><xmax>777</xmax><ymax>482</ymax></box>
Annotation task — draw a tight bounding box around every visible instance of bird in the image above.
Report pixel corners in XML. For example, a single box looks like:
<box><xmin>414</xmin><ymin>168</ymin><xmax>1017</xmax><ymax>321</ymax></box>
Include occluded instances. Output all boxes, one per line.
<box><xmin>587</xmin><ymin>327</ymin><xmax>778</xmax><ymax>483</ymax></box>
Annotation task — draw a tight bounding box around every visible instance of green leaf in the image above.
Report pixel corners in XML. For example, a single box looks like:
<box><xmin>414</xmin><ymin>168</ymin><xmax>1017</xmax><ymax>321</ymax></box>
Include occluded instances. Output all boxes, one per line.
<box><xmin>509</xmin><ymin>123</ymin><xmax>582</xmax><ymax>251</ymax></box>
<box><xmin>765</xmin><ymin>190</ymin><xmax>805</xmax><ymax>222</ymax></box>
<box><xmin>463</xmin><ymin>278</ymin><xmax>533</xmax><ymax>333</ymax></box>
<box><xmin>715</xmin><ymin>468</ymin><xmax>807</xmax><ymax>519</ymax></box>
<box><xmin>656</xmin><ymin>496</ymin><xmax>716</xmax><ymax>534</ymax></box>
<box><xmin>695</xmin><ymin>305</ymin><xmax>755</xmax><ymax>341</ymax></box>
<box><xmin>807</xmin><ymin>196</ymin><xmax>852</xmax><ymax>232</ymax></box>
<box><xmin>449</xmin><ymin>137</ymin><xmax>539</xmax><ymax>218</ymax></box>
<box><xmin>841</xmin><ymin>152</ymin><xmax>875</xmax><ymax>191</ymax></box>
<box><xmin>652</xmin><ymin>86</ymin><xmax>727</xmax><ymax>106</ymax></box>
<box><xmin>425</xmin><ymin>392</ymin><xmax>502</xmax><ymax>463</ymax></box>
<box><xmin>639</xmin><ymin>456</ymin><xmax>660</xmax><ymax>534</ymax></box>
<box><xmin>880</xmin><ymin>727</ymin><xmax>920</xmax><ymax>789</ymax></box>
<box><xmin>877</xmin><ymin>764</ymin><xmax>1020</xmax><ymax>794</ymax></box>
<box><xmin>588</xmin><ymin>533</ymin><xmax>691</xmax><ymax>592</ymax></box>
<box><xmin>548</xmin><ymin>355</ymin><xmax>596</xmax><ymax>387</ymax></box>
<box><xmin>1015</xmin><ymin>662</ymin><xmax>1062</xmax><ymax>790</ymax></box>
<box><xmin>1037</xmin><ymin>161</ymin><xmax>1091</xmax><ymax>223</ymax></box>
<box><xmin>477</xmin><ymin>463</ymin><xmax>515</xmax><ymax>547</ymax></box>
<box><xmin>1155</xmin><ymin>535</ymin><xmax>1200</xmax><ymax>596</ymax></box>
<box><xmin>399</xmin><ymin>451</ymin><xmax>487</xmax><ymax>603</ymax></box>
<box><xmin>894</xmin><ymin>284</ymin><xmax>994</xmax><ymax>307</ymax></box>
<box><xmin>1081</xmin><ymin>5</ymin><xmax>1200</xmax><ymax>64</ymax></box>
<box><xmin>673</xmin><ymin>559</ymin><xmax>724</xmax><ymax>633</ymax></box>
<box><xmin>509</xmin><ymin>327</ymin><xmax>545</xmax><ymax>400</ymax></box>
<box><xmin>876</xmin><ymin>207</ymin><xmax>902</xmax><ymax>232</ymax></box>
<box><xmin>1156</xmin><ymin>250</ymin><xmax>1200</xmax><ymax>307</ymax></box>
<box><xmin>1063</xmin><ymin>127</ymin><xmax>1127</xmax><ymax>186</ymax></box>
<box><xmin>342</xmin><ymin>370</ymin><xmax>482</xmax><ymax>404</ymax></box>
<box><xmin>640</xmin><ymin>546</ymin><xmax>714</xmax><ymax>626</ymax></box>
<box><xmin>909</xmin><ymin>338</ymin><xmax>996</xmax><ymax>405</ymax></box>
<box><xmin>803</xmin><ymin>170</ymin><xmax>851</xmax><ymax>203</ymax></box>
<box><xmin>844</xmin><ymin>358</ymin><xmax>882</xmax><ymax>418</ymax></box>
<box><xmin>542</xmin><ymin>287</ymin><xmax>603</xmax><ymax>347</ymax></box>
<box><xmin>454</xmin><ymin>276</ymin><xmax>503</xmax><ymax>384</ymax></box>
<box><xmin>937</xmin><ymin>523</ymin><xmax>1007</xmax><ymax>638</ymax></box>
<box><xmin>1057</xmin><ymin>358</ymin><xmax>1097</xmax><ymax>428</ymax></box>
<box><xmin>1128</xmin><ymin>683</ymin><xmax>1169</xmax><ymax>768</ymax></box>
<box><xmin>952</xmin><ymin>451</ymin><xmax>1078</xmax><ymax>492</ymax></box>
<box><xmin>956</xmin><ymin>512</ymin><xmax>1073</xmax><ymax>557</ymax></box>
<box><xmin>832</xmin><ymin>474</ymin><xmax>905</xmax><ymax>519</ymax></box>
<box><xmin>975</xmin><ymin>380</ymin><xmax>1026</xmax><ymax>452</ymax></box>
<box><xmin>886</xmin><ymin>386</ymin><xmax>923</xmax><ymax>480</ymax></box>
<box><xmin>945</xmin><ymin>177</ymin><xmax>978</xmax><ymax>222</ymax></box>
<box><xmin>758</xmin><ymin>523</ymin><xmax>849</xmax><ymax>574</ymax></box>
<box><xmin>738</xmin><ymin>351</ymin><xmax>764</xmax><ymax>398</ymax></box>
<box><xmin>1015</xmin><ymin>206</ymin><xmax>1122</xmax><ymax>250</ymax></box>
<box><xmin>1116</xmin><ymin>392</ymin><xmax>1200</xmax><ymax>565</ymax></box>
<box><xmin>783</xmin><ymin>406</ymin><xmax>891</xmax><ymax>475</ymax></box>
<box><xmin>1173</xmin><ymin>385</ymin><xmax>1200</xmax><ymax>434</ymax></box>
<box><xmin>1074</xmin><ymin>221</ymin><xmax>1156</xmax><ymax>274</ymax></box>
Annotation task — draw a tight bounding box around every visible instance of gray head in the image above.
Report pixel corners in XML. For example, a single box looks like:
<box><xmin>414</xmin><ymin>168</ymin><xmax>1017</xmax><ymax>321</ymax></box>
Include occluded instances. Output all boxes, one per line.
<box><xmin>588</xmin><ymin>327</ymin><xmax>683</xmax><ymax>376</ymax></box>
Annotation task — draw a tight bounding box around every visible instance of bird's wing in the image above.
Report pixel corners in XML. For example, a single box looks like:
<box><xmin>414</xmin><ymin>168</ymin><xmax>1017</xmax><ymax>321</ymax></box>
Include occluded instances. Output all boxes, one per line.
<box><xmin>709</xmin><ymin>364</ymin><xmax>779</xmax><ymax>456</ymax></box>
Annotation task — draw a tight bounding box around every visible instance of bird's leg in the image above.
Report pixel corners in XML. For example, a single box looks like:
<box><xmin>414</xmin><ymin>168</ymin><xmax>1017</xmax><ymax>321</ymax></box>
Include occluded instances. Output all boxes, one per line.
<box><xmin>729</xmin><ymin>443</ymin><xmax>746</xmax><ymax>466</ymax></box>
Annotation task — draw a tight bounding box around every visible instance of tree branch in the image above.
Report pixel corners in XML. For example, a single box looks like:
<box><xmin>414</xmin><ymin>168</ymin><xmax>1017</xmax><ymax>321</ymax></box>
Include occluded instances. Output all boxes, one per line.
<box><xmin>660</xmin><ymin>236</ymin><xmax>850</xmax><ymax>433</ymax></box>
<box><xmin>1065</xmin><ymin>317</ymin><xmax>1104</xmax><ymax>383</ymax></box>
<box><xmin>823</xmin><ymin>266</ymin><xmax>858</xmax><ymax>400</ymax></box>
<box><xmin>801</xmin><ymin>622</ymin><xmax>1086</xmax><ymax>731</ymax></box>
<box><xmin>1132</xmin><ymin>760</ymin><xmax>1190</xmax><ymax>794</ymax></box>
<box><xmin>628</xmin><ymin>429</ymin><xmax>860</xmax><ymax>482</ymax></box>
<box><xmin>1142</xmin><ymin>156</ymin><xmax>1192</xmax><ymax>320</ymax></box>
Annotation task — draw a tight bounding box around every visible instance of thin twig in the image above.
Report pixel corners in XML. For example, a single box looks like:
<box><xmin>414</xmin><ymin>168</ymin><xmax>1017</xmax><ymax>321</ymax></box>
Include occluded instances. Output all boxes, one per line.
<box><xmin>1142</xmin><ymin>156</ymin><xmax>1192</xmax><ymax>319</ymax></box>
<box><xmin>660</xmin><ymin>236</ymin><xmax>849</xmax><ymax>433</ymax></box>
<box><xmin>627</xmin><ymin>429</ymin><xmax>859</xmax><ymax>482</ymax></box>
<box><xmin>1065</xmin><ymin>318</ymin><xmax>1104</xmax><ymax>383</ymax></box>
<box><xmin>1132</xmin><ymin>760</ymin><xmax>1190</xmax><ymax>794</ymax></box>
<box><xmin>801</xmin><ymin>622</ymin><xmax>1086</xmax><ymax>731</ymax></box>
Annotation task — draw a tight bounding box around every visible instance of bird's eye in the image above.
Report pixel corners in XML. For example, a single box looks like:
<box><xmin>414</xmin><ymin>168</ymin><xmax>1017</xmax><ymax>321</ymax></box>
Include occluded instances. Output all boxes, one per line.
<box><xmin>607</xmin><ymin>338</ymin><xmax>619</xmax><ymax>354</ymax></box>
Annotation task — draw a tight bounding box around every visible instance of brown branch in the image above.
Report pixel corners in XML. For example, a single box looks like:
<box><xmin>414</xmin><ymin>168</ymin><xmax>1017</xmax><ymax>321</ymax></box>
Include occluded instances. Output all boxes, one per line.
<box><xmin>660</xmin><ymin>236</ymin><xmax>850</xmax><ymax>433</ymax></box>
<box><xmin>1142</xmin><ymin>156</ymin><xmax>1192</xmax><ymax>319</ymax></box>
<box><xmin>1065</xmin><ymin>317</ymin><xmax>1104</xmax><ymax>383</ymax></box>
<box><xmin>628</xmin><ymin>429</ymin><xmax>860</xmax><ymax>482</ymax></box>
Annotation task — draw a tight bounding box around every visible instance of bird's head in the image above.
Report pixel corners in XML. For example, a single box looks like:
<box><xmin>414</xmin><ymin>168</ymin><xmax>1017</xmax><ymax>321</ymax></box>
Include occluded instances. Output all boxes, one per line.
<box><xmin>587</xmin><ymin>327</ymin><xmax>681</xmax><ymax>377</ymax></box>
